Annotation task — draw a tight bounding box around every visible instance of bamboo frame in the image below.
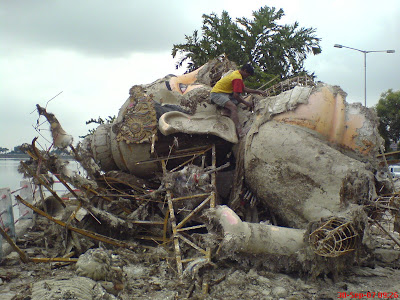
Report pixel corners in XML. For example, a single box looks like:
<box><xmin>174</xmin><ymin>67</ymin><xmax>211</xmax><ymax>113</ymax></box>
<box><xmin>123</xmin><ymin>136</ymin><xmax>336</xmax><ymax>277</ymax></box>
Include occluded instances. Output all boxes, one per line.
<box><xmin>160</xmin><ymin>144</ymin><xmax>217</xmax><ymax>276</ymax></box>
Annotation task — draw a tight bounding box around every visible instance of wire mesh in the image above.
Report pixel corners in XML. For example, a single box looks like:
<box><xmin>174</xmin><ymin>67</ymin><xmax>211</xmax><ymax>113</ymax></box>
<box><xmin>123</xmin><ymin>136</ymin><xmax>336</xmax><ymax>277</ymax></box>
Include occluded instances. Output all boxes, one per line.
<box><xmin>309</xmin><ymin>218</ymin><xmax>358</xmax><ymax>257</ymax></box>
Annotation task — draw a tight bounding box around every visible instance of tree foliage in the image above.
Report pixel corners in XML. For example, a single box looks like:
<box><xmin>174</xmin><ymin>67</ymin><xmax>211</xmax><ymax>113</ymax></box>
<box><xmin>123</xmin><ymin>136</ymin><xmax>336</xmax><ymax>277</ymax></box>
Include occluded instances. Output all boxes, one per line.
<box><xmin>7</xmin><ymin>145</ymin><xmax>24</xmax><ymax>154</ymax></box>
<box><xmin>80</xmin><ymin>115</ymin><xmax>116</xmax><ymax>139</ymax></box>
<box><xmin>0</xmin><ymin>147</ymin><xmax>9</xmax><ymax>154</ymax></box>
<box><xmin>172</xmin><ymin>6</ymin><xmax>321</xmax><ymax>87</ymax></box>
<box><xmin>375</xmin><ymin>89</ymin><xmax>400</xmax><ymax>151</ymax></box>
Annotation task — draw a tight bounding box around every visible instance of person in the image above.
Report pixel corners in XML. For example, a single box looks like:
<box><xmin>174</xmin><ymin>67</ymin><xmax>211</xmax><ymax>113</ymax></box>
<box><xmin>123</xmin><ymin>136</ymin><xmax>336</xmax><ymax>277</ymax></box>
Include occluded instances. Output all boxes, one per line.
<box><xmin>210</xmin><ymin>64</ymin><xmax>266</xmax><ymax>137</ymax></box>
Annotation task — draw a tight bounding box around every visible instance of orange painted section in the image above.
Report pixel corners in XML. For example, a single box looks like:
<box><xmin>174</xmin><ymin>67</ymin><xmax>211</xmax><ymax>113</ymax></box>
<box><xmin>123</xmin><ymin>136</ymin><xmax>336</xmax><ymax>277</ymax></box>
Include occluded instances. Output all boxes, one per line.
<box><xmin>169</xmin><ymin>66</ymin><xmax>203</xmax><ymax>95</ymax></box>
<box><xmin>272</xmin><ymin>87</ymin><xmax>372</xmax><ymax>155</ymax></box>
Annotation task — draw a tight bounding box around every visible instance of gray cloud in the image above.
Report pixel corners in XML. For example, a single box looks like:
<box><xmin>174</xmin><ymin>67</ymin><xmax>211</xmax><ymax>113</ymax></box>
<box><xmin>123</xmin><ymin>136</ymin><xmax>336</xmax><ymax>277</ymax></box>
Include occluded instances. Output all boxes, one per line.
<box><xmin>0</xmin><ymin>1</ymin><xmax>198</xmax><ymax>56</ymax></box>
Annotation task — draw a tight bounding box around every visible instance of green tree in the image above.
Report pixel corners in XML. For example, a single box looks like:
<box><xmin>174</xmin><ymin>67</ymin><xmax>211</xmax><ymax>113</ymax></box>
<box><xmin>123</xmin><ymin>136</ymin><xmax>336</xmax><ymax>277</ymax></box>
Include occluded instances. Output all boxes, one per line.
<box><xmin>9</xmin><ymin>145</ymin><xmax>24</xmax><ymax>154</ymax></box>
<box><xmin>172</xmin><ymin>6</ymin><xmax>321</xmax><ymax>87</ymax></box>
<box><xmin>49</xmin><ymin>148</ymin><xmax>71</xmax><ymax>156</ymax></box>
<box><xmin>375</xmin><ymin>89</ymin><xmax>400</xmax><ymax>151</ymax></box>
<box><xmin>0</xmin><ymin>147</ymin><xmax>9</xmax><ymax>154</ymax></box>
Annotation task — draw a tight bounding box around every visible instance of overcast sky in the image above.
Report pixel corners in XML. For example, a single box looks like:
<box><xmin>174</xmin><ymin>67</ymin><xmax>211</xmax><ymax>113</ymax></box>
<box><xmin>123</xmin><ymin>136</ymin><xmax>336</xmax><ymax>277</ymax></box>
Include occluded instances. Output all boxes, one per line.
<box><xmin>1</xmin><ymin>0</ymin><xmax>399</xmax><ymax>151</ymax></box>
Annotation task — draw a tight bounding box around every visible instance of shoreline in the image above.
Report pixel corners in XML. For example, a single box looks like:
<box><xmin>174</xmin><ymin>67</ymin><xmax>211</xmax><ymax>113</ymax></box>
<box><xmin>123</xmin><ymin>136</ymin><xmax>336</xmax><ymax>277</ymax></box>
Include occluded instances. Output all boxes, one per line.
<box><xmin>0</xmin><ymin>154</ymin><xmax>30</xmax><ymax>159</ymax></box>
<box><xmin>0</xmin><ymin>154</ymin><xmax>73</xmax><ymax>159</ymax></box>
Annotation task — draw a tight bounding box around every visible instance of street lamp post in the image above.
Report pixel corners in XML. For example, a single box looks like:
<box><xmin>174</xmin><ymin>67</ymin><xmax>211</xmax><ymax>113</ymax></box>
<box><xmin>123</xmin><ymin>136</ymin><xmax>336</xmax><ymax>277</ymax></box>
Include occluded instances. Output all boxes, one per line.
<box><xmin>334</xmin><ymin>44</ymin><xmax>395</xmax><ymax>107</ymax></box>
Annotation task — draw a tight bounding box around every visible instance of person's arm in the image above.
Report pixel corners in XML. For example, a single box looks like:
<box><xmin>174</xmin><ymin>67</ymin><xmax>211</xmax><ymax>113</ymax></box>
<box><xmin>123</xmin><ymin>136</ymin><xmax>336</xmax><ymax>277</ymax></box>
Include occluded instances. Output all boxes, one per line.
<box><xmin>232</xmin><ymin>79</ymin><xmax>253</xmax><ymax>107</ymax></box>
<box><xmin>243</xmin><ymin>86</ymin><xmax>267</xmax><ymax>96</ymax></box>
<box><xmin>233</xmin><ymin>92</ymin><xmax>252</xmax><ymax>108</ymax></box>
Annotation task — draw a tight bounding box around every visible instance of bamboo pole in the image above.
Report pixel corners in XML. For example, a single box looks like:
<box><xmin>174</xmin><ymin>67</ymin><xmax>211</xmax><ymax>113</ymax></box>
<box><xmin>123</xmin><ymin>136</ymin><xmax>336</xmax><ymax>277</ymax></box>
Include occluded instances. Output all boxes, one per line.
<box><xmin>162</xmin><ymin>160</ymin><xmax>183</xmax><ymax>276</ymax></box>
<box><xmin>171</xmin><ymin>193</ymin><xmax>210</xmax><ymax>202</ymax></box>
<box><xmin>176</xmin><ymin>224</ymin><xmax>207</xmax><ymax>232</ymax></box>
<box><xmin>371</xmin><ymin>218</ymin><xmax>400</xmax><ymax>248</ymax></box>
<box><xmin>211</xmin><ymin>144</ymin><xmax>216</xmax><ymax>208</ymax></box>
<box><xmin>135</xmin><ymin>146</ymin><xmax>212</xmax><ymax>165</ymax></box>
<box><xmin>177</xmin><ymin>233</ymin><xmax>207</xmax><ymax>255</ymax></box>
<box><xmin>0</xmin><ymin>225</ymin><xmax>30</xmax><ymax>263</ymax></box>
<box><xmin>30</xmin><ymin>257</ymin><xmax>78</xmax><ymax>263</ymax></box>
<box><xmin>176</xmin><ymin>196</ymin><xmax>211</xmax><ymax>230</ymax></box>
<box><xmin>380</xmin><ymin>145</ymin><xmax>396</xmax><ymax>189</ymax></box>
<box><xmin>130</xmin><ymin>220</ymin><xmax>164</xmax><ymax>225</ymax></box>
<box><xmin>167</xmin><ymin>191</ymin><xmax>183</xmax><ymax>276</ymax></box>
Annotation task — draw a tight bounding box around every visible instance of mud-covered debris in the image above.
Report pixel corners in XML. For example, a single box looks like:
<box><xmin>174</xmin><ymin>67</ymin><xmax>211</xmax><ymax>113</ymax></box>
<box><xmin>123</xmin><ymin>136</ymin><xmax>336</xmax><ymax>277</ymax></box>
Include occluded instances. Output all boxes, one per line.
<box><xmin>31</xmin><ymin>276</ymin><xmax>117</xmax><ymax>300</ymax></box>
<box><xmin>5</xmin><ymin>57</ymin><xmax>400</xmax><ymax>299</ymax></box>
<box><xmin>76</xmin><ymin>248</ymin><xmax>124</xmax><ymax>282</ymax></box>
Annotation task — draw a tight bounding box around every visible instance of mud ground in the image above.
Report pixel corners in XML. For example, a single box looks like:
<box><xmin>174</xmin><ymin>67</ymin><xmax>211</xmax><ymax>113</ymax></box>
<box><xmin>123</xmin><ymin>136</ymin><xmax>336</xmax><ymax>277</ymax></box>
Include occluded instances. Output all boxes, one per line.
<box><xmin>1</xmin><ymin>211</ymin><xmax>399</xmax><ymax>300</ymax></box>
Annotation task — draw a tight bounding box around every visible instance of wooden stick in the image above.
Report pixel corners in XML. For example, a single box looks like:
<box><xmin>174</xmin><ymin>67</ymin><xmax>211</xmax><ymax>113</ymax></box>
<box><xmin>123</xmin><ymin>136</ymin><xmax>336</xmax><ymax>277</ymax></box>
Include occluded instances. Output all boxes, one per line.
<box><xmin>177</xmin><ymin>233</ymin><xmax>207</xmax><ymax>254</ymax></box>
<box><xmin>163</xmin><ymin>159</ymin><xmax>183</xmax><ymax>276</ymax></box>
<box><xmin>16</xmin><ymin>195</ymin><xmax>136</xmax><ymax>250</ymax></box>
<box><xmin>135</xmin><ymin>146</ymin><xmax>212</xmax><ymax>165</ymax></box>
<box><xmin>176</xmin><ymin>195</ymin><xmax>211</xmax><ymax>230</ymax></box>
<box><xmin>171</xmin><ymin>193</ymin><xmax>210</xmax><ymax>202</ymax></box>
<box><xmin>30</xmin><ymin>257</ymin><xmax>78</xmax><ymax>263</ymax></box>
<box><xmin>0</xmin><ymin>225</ymin><xmax>30</xmax><ymax>263</ymax></box>
<box><xmin>380</xmin><ymin>145</ymin><xmax>396</xmax><ymax>188</ymax></box>
<box><xmin>372</xmin><ymin>218</ymin><xmax>400</xmax><ymax>248</ymax></box>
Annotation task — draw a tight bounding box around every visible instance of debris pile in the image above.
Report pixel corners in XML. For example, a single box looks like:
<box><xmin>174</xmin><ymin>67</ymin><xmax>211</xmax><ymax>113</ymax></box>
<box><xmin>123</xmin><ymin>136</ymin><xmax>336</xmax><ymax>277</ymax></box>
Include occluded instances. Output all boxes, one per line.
<box><xmin>1</xmin><ymin>56</ymin><xmax>400</xmax><ymax>299</ymax></box>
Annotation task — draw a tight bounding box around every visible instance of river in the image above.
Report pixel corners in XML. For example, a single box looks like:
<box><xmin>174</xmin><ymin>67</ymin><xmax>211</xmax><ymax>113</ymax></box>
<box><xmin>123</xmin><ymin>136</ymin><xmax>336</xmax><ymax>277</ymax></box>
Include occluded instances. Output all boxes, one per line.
<box><xmin>0</xmin><ymin>157</ymin><xmax>83</xmax><ymax>194</ymax></box>
<box><xmin>0</xmin><ymin>157</ymin><xmax>84</xmax><ymax>224</ymax></box>
<box><xmin>0</xmin><ymin>157</ymin><xmax>29</xmax><ymax>193</ymax></box>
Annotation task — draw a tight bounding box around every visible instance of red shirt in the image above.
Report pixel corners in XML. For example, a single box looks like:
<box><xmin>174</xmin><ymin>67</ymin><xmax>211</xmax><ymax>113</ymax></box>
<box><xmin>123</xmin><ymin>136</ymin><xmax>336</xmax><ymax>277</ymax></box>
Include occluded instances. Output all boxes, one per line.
<box><xmin>232</xmin><ymin>78</ymin><xmax>244</xmax><ymax>93</ymax></box>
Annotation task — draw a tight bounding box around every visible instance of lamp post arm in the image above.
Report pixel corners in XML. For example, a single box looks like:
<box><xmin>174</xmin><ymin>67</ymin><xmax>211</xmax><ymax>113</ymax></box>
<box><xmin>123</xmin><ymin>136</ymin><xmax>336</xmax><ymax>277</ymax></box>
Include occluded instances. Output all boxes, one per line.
<box><xmin>365</xmin><ymin>50</ymin><xmax>395</xmax><ymax>53</ymax></box>
<box><xmin>339</xmin><ymin>45</ymin><xmax>366</xmax><ymax>53</ymax></box>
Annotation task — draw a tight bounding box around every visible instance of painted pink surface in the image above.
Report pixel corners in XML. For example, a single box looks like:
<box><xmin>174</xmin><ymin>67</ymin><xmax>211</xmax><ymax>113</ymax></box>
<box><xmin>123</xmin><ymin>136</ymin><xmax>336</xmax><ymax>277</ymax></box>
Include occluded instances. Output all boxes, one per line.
<box><xmin>221</xmin><ymin>209</ymin><xmax>239</xmax><ymax>225</ymax></box>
